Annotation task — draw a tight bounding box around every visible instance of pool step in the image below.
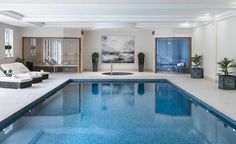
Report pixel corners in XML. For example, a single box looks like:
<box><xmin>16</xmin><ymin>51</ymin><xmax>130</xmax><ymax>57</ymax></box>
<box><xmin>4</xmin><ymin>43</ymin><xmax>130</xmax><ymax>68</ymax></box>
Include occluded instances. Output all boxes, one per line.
<box><xmin>28</xmin><ymin>128</ymin><xmax>124</xmax><ymax>144</ymax></box>
<box><xmin>28</xmin><ymin>127</ymin><xmax>206</xmax><ymax>144</ymax></box>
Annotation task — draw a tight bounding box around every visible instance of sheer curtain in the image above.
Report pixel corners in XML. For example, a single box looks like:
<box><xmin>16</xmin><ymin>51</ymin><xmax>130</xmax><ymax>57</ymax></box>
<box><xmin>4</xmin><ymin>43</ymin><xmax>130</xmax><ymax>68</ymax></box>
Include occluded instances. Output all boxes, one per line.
<box><xmin>43</xmin><ymin>39</ymin><xmax>62</xmax><ymax>64</ymax></box>
<box><xmin>5</xmin><ymin>29</ymin><xmax>14</xmax><ymax>57</ymax></box>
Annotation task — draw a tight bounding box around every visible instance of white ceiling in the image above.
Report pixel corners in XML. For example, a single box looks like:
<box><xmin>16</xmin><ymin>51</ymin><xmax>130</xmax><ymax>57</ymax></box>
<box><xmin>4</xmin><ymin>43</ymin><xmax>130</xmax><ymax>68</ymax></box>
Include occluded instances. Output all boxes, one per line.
<box><xmin>0</xmin><ymin>0</ymin><xmax>236</xmax><ymax>29</ymax></box>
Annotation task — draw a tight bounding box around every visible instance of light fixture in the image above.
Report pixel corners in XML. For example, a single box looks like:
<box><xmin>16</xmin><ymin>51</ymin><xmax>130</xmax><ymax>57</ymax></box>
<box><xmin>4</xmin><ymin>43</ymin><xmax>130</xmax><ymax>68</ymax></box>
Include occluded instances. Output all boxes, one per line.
<box><xmin>2</xmin><ymin>124</ymin><xmax>13</xmax><ymax>135</ymax></box>
<box><xmin>199</xmin><ymin>13</ymin><xmax>212</xmax><ymax>21</ymax></box>
<box><xmin>180</xmin><ymin>22</ymin><xmax>192</xmax><ymax>27</ymax></box>
<box><xmin>29</xmin><ymin>22</ymin><xmax>45</xmax><ymax>27</ymax></box>
<box><xmin>184</xmin><ymin>21</ymin><xmax>190</xmax><ymax>25</ymax></box>
<box><xmin>93</xmin><ymin>22</ymin><xmax>136</xmax><ymax>29</ymax></box>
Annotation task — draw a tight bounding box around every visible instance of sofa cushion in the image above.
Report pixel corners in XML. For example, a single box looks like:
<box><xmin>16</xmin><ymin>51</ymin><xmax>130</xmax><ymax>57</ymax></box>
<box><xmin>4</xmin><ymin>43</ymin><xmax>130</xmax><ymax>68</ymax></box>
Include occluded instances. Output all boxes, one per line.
<box><xmin>0</xmin><ymin>70</ymin><xmax>6</xmax><ymax>77</ymax></box>
<box><xmin>1</xmin><ymin>62</ymin><xmax>30</xmax><ymax>74</ymax></box>
<box><xmin>15</xmin><ymin>73</ymin><xmax>42</xmax><ymax>79</ymax></box>
<box><xmin>0</xmin><ymin>77</ymin><xmax>32</xmax><ymax>83</ymax></box>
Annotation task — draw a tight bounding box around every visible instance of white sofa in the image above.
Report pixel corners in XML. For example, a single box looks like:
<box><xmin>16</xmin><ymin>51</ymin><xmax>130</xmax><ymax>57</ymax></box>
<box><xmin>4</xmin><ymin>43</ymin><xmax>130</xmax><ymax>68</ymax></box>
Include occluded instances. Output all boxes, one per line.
<box><xmin>0</xmin><ymin>70</ymin><xmax>32</xmax><ymax>89</ymax></box>
<box><xmin>0</xmin><ymin>62</ymin><xmax>46</xmax><ymax>83</ymax></box>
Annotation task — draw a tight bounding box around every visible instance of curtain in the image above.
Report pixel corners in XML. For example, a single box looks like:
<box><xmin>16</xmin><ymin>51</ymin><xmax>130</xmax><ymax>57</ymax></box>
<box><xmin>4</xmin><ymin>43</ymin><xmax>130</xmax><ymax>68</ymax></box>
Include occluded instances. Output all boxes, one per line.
<box><xmin>43</xmin><ymin>39</ymin><xmax>62</xmax><ymax>64</ymax></box>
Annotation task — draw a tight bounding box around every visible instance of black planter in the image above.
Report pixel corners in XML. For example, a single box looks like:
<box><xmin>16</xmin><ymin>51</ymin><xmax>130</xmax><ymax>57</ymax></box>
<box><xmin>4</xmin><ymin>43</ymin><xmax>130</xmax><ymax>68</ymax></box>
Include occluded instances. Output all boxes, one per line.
<box><xmin>137</xmin><ymin>52</ymin><xmax>145</xmax><ymax>72</ymax></box>
<box><xmin>138</xmin><ymin>63</ymin><xmax>144</xmax><ymax>72</ymax></box>
<box><xmin>191</xmin><ymin>68</ymin><xmax>204</xmax><ymax>79</ymax></box>
<box><xmin>92</xmin><ymin>59</ymin><xmax>98</xmax><ymax>72</ymax></box>
<box><xmin>218</xmin><ymin>75</ymin><xmax>236</xmax><ymax>90</ymax></box>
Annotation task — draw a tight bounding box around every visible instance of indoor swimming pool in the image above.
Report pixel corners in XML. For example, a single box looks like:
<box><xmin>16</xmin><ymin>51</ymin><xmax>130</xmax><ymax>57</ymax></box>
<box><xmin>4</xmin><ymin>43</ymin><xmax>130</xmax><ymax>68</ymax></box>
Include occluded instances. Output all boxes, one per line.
<box><xmin>0</xmin><ymin>80</ymin><xmax>235</xmax><ymax>144</ymax></box>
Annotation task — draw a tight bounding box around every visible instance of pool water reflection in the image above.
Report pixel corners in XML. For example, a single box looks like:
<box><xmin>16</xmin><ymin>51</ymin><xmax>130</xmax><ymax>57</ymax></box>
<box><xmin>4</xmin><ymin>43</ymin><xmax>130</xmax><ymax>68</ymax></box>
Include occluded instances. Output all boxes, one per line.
<box><xmin>0</xmin><ymin>81</ymin><xmax>235</xmax><ymax>144</ymax></box>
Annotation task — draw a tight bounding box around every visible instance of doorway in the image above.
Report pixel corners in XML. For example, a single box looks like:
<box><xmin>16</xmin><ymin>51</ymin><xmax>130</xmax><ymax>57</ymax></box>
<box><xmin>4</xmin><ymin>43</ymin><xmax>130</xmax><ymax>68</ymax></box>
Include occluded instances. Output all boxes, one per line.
<box><xmin>156</xmin><ymin>37</ymin><xmax>191</xmax><ymax>73</ymax></box>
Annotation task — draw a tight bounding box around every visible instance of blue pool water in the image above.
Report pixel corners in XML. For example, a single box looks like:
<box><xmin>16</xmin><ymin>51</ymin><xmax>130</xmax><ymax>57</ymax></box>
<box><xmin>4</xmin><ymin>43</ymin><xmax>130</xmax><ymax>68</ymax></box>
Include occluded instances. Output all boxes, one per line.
<box><xmin>0</xmin><ymin>80</ymin><xmax>236</xmax><ymax>144</ymax></box>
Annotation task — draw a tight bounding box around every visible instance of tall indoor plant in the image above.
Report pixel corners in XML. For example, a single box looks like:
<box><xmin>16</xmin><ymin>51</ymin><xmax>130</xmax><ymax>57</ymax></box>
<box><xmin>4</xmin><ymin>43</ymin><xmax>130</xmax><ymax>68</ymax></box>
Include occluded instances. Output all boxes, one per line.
<box><xmin>92</xmin><ymin>52</ymin><xmax>99</xmax><ymax>72</ymax></box>
<box><xmin>191</xmin><ymin>54</ymin><xmax>204</xmax><ymax>78</ymax></box>
<box><xmin>138</xmin><ymin>52</ymin><xmax>145</xmax><ymax>72</ymax></box>
<box><xmin>217</xmin><ymin>57</ymin><xmax>235</xmax><ymax>90</ymax></box>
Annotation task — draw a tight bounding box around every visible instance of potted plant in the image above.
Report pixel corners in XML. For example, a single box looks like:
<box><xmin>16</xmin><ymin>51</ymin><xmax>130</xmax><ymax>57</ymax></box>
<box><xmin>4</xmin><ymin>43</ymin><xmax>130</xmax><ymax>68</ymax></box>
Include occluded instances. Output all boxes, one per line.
<box><xmin>217</xmin><ymin>57</ymin><xmax>235</xmax><ymax>90</ymax></box>
<box><xmin>15</xmin><ymin>57</ymin><xmax>26</xmax><ymax>64</ymax></box>
<box><xmin>5</xmin><ymin>44</ymin><xmax>12</xmax><ymax>57</ymax></box>
<box><xmin>138</xmin><ymin>52</ymin><xmax>145</xmax><ymax>72</ymax></box>
<box><xmin>191</xmin><ymin>54</ymin><xmax>204</xmax><ymax>78</ymax></box>
<box><xmin>92</xmin><ymin>52</ymin><xmax>99</xmax><ymax>72</ymax></box>
<box><xmin>5</xmin><ymin>44</ymin><xmax>12</xmax><ymax>50</ymax></box>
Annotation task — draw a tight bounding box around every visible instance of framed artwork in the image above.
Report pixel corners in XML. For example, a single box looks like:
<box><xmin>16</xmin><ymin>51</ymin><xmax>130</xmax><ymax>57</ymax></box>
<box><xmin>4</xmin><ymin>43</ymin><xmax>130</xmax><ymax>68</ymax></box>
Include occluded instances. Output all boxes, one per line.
<box><xmin>102</xmin><ymin>35</ymin><xmax>135</xmax><ymax>63</ymax></box>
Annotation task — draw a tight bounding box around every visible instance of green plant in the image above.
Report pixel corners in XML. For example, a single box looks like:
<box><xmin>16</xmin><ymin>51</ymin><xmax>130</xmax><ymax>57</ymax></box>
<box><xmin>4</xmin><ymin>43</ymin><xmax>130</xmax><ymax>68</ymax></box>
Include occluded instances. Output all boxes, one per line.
<box><xmin>92</xmin><ymin>52</ymin><xmax>99</xmax><ymax>60</ymax></box>
<box><xmin>15</xmin><ymin>57</ymin><xmax>26</xmax><ymax>64</ymax></box>
<box><xmin>3</xmin><ymin>69</ymin><xmax>13</xmax><ymax>77</ymax></box>
<box><xmin>138</xmin><ymin>52</ymin><xmax>145</xmax><ymax>63</ymax></box>
<box><xmin>191</xmin><ymin>54</ymin><xmax>202</xmax><ymax>68</ymax></box>
<box><xmin>217</xmin><ymin>57</ymin><xmax>234</xmax><ymax>76</ymax></box>
<box><xmin>92</xmin><ymin>52</ymin><xmax>99</xmax><ymax>72</ymax></box>
<box><xmin>5</xmin><ymin>45</ymin><xmax>12</xmax><ymax>50</ymax></box>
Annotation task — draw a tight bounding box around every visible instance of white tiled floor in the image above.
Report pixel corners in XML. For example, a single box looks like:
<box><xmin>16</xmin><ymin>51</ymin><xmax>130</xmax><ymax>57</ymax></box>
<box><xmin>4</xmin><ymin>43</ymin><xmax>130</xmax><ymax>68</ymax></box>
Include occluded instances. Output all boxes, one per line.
<box><xmin>0</xmin><ymin>72</ymin><xmax>236</xmax><ymax>124</ymax></box>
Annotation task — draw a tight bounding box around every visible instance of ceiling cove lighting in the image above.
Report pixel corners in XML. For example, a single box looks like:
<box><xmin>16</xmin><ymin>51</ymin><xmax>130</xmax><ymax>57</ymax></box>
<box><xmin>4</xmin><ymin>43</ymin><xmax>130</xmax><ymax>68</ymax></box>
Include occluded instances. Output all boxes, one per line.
<box><xmin>0</xmin><ymin>11</ymin><xmax>24</xmax><ymax>20</ymax></box>
<box><xmin>180</xmin><ymin>22</ymin><xmax>191</xmax><ymax>27</ymax></box>
<box><xmin>93</xmin><ymin>22</ymin><xmax>136</xmax><ymax>29</ymax></box>
<box><xmin>199</xmin><ymin>13</ymin><xmax>212</xmax><ymax>21</ymax></box>
<box><xmin>29</xmin><ymin>22</ymin><xmax>45</xmax><ymax>27</ymax></box>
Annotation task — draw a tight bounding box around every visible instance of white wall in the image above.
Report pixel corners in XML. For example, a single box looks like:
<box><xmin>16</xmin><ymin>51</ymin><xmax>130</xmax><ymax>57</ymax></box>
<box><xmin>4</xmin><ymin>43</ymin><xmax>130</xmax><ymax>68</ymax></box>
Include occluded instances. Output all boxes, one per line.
<box><xmin>217</xmin><ymin>18</ymin><xmax>236</xmax><ymax>75</ymax></box>
<box><xmin>22</xmin><ymin>28</ymin><xmax>81</xmax><ymax>37</ymax></box>
<box><xmin>154</xmin><ymin>27</ymin><xmax>193</xmax><ymax>72</ymax></box>
<box><xmin>0</xmin><ymin>23</ymin><xmax>22</xmax><ymax>64</ymax></box>
<box><xmin>0</xmin><ymin>25</ymin><xmax>193</xmax><ymax>72</ymax></box>
<box><xmin>154</xmin><ymin>28</ymin><xmax>192</xmax><ymax>38</ymax></box>
<box><xmin>193</xmin><ymin>17</ymin><xmax>236</xmax><ymax>80</ymax></box>
<box><xmin>22</xmin><ymin>27</ymin><xmax>64</xmax><ymax>37</ymax></box>
<box><xmin>64</xmin><ymin>28</ymin><xmax>81</xmax><ymax>38</ymax></box>
<box><xmin>82</xmin><ymin>29</ymin><xmax>155</xmax><ymax>71</ymax></box>
<box><xmin>193</xmin><ymin>23</ymin><xmax>217</xmax><ymax>80</ymax></box>
<box><xmin>82</xmin><ymin>28</ymin><xmax>193</xmax><ymax>72</ymax></box>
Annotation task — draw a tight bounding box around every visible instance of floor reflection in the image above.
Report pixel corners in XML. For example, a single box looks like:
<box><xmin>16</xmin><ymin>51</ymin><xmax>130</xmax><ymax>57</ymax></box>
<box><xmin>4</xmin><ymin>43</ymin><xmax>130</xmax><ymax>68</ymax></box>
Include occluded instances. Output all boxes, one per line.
<box><xmin>155</xmin><ymin>82</ymin><xmax>191</xmax><ymax>116</ymax></box>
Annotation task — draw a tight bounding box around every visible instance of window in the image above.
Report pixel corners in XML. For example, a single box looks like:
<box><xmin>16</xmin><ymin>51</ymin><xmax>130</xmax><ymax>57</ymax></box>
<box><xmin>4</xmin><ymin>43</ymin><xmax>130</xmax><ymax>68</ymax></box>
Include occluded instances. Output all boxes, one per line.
<box><xmin>5</xmin><ymin>29</ymin><xmax>14</xmax><ymax>58</ymax></box>
<box><xmin>43</xmin><ymin>39</ymin><xmax>62</xmax><ymax>64</ymax></box>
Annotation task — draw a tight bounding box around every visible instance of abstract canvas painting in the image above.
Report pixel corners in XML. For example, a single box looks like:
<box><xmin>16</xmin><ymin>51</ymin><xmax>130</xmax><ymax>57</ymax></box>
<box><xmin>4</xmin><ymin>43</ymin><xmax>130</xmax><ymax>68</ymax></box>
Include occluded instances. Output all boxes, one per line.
<box><xmin>102</xmin><ymin>35</ymin><xmax>135</xmax><ymax>63</ymax></box>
